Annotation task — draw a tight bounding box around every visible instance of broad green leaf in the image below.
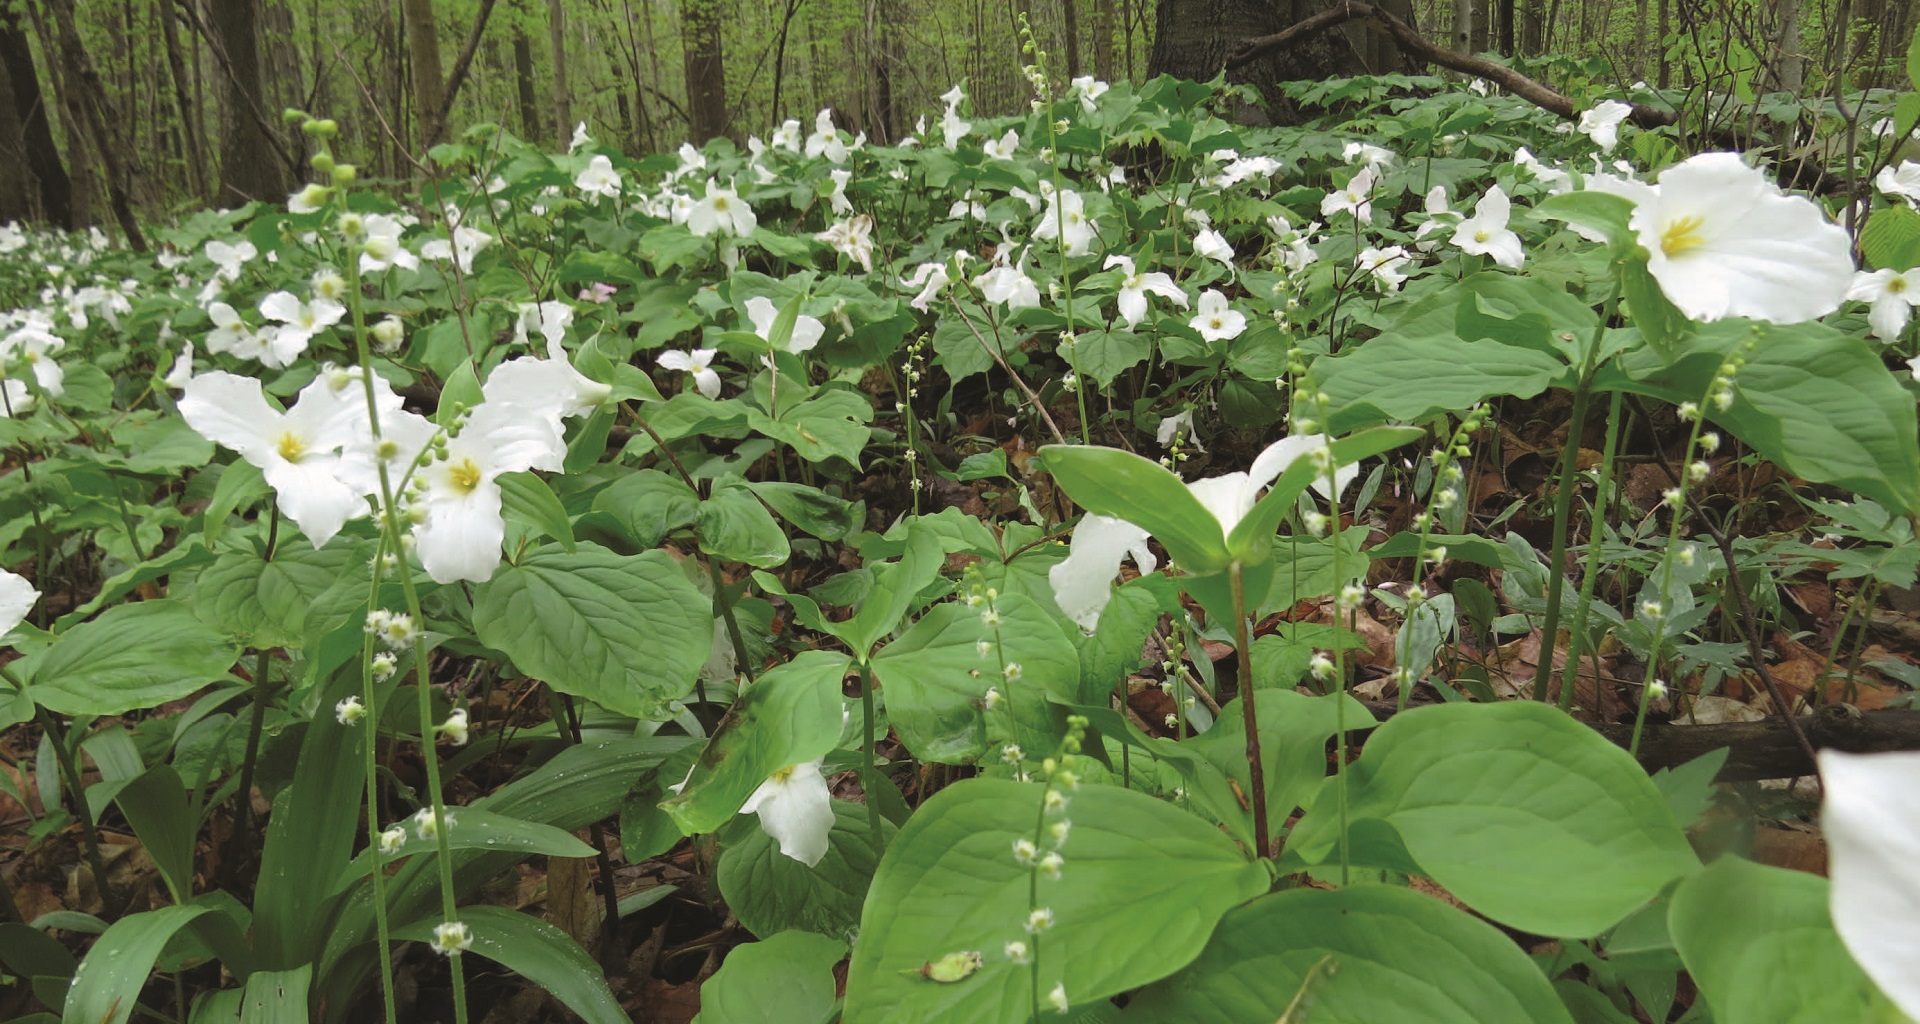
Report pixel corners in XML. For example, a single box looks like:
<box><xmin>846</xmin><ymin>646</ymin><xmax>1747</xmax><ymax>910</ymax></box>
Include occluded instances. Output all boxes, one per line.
<box><xmin>1618</xmin><ymin>258</ymin><xmax>1691</xmax><ymax>360</ymax></box>
<box><xmin>338</xmin><ymin>809</ymin><xmax>596</xmax><ymax>890</ymax></box>
<box><xmin>114</xmin><ymin>766</ymin><xmax>195</xmax><ymax>903</ymax></box>
<box><xmin>1534</xmin><ymin>190</ymin><xmax>1634</xmax><ymax>246</ymax></box>
<box><xmin>663</xmin><ymin>651</ymin><xmax>851</xmax><ymax>835</ymax></box>
<box><xmin>498</xmin><ymin>472</ymin><xmax>576</xmax><ymax>552</ymax></box>
<box><xmin>27</xmin><ymin>601</ymin><xmax>239</xmax><ymax>717</ymax></box>
<box><xmin>1862</xmin><ymin>205</ymin><xmax>1920</xmax><ymax>271</ymax></box>
<box><xmin>473</xmin><ymin>544</ymin><xmax>711</xmax><ymax>719</ymax></box>
<box><xmin>1615</xmin><ymin>320</ymin><xmax>1920</xmax><ymax>513</ymax></box>
<box><xmin>718</xmin><ymin>800</ymin><xmax>893</xmax><ymax>942</ymax></box>
<box><xmin>238</xmin><ymin>966</ymin><xmax>311</xmax><ymax>1024</ymax></box>
<box><xmin>1287</xmin><ymin>701</ymin><xmax>1698</xmax><ymax>937</ymax></box>
<box><xmin>1670</xmin><ymin>857</ymin><xmax>1891</xmax><ymax>1023</ymax></box>
<box><xmin>63</xmin><ymin>905</ymin><xmax>213</xmax><ymax>1024</ymax></box>
<box><xmin>697</xmin><ymin>477</ymin><xmax>790</xmax><ymax>567</ymax></box>
<box><xmin>1123</xmin><ymin>886</ymin><xmax>1575</xmax><ymax>1023</ymax></box>
<box><xmin>839</xmin><ymin>517</ymin><xmax>948</xmax><ymax>655</ymax></box>
<box><xmin>190</xmin><ymin>537</ymin><xmax>358</xmax><ymax>649</ymax></box>
<box><xmin>871</xmin><ymin>593</ymin><xmax>1079</xmax><ymax>763</ymax></box>
<box><xmin>843</xmin><ymin>779</ymin><xmax>1269</xmax><ymax>1024</ymax></box>
<box><xmin>1039</xmin><ymin>445</ymin><xmax>1228</xmax><ymax>573</ymax></box>
<box><xmin>592</xmin><ymin>468</ymin><xmax>699</xmax><ymax>547</ymax></box>
<box><xmin>393</xmin><ymin>906</ymin><xmax>625</xmax><ymax>1024</ymax></box>
<box><xmin>745</xmin><ymin>480</ymin><xmax>860</xmax><ymax>541</ymax></box>
<box><xmin>1062</xmin><ymin>329</ymin><xmax>1150</xmax><ymax>386</ymax></box>
<box><xmin>930</xmin><ymin>309</ymin><xmax>997</xmax><ymax>381</ymax></box>
<box><xmin>694</xmin><ymin>930</ymin><xmax>846</xmax><ymax>1024</ymax></box>
<box><xmin>1184</xmin><ymin>689</ymin><xmax>1373</xmax><ymax>837</ymax></box>
<box><xmin>1317</xmin><ymin>330</ymin><xmax>1571</xmax><ymax>434</ymax></box>
<box><xmin>747</xmin><ymin>387</ymin><xmax>872</xmax><ymax>467</ymax></box>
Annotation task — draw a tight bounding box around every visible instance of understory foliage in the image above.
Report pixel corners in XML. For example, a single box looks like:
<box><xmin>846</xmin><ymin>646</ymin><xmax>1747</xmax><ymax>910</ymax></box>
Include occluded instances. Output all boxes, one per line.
<box><xmin>8</xmin><ymin>28</ymin><xmax>1920</xmax><ymax>1024</ymax></box>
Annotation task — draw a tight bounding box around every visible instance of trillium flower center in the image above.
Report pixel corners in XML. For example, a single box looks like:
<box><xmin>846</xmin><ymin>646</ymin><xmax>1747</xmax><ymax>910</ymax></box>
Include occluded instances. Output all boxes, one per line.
<box><xmin>447</xmin><ymin>457</ymin><xmax>483</xmax><ymax>494</ymax></box>
<box><xmin>1658</xmin><ymin>215</ymin><xmax>1708</xmax><ymax>258</ymax></box>
<box><xmin>1892</xmin><ymin>278</ymin><xmax>1909</xmax><ymax>294</ymax></box>
<box><xmin>769</xmin><ymin>765</ymin><xmax>796</xmax><ymax>783</ymax></box>
<box><xmin>276</xmin><ymin>432</ymin><xmax>306</xmax><ymax>462</ymax></box>
<box><xmin>713</xmin><ymin>197</ymin><xmax>731</xmax><ymax>211</ymax></box>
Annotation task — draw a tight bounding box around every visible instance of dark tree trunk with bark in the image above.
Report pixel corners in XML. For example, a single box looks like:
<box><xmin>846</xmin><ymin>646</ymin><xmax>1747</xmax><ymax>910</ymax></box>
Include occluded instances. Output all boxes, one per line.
<box><xmin>208</xmin><ymin>0</ymin><xmax>288</xmax><ymax>207</ymax></box>
<box><xmin>0</xmin><ymin>17</ymin><xmax>71</xmax><ymax>226</ymax></box>
<box><xmin>512</xmin><ymin>15</ymin><xmax>540</xmax><ymax>142</ymax></box>
<box><xmin>680</xmin><ymin>0</ymin><xmax>727</xmax><ymax>143</ymax></box>
<box><xmin>1147</xmin><ymin>0</ymin><xmax>1420</xmax><ymax>125</ymax></box>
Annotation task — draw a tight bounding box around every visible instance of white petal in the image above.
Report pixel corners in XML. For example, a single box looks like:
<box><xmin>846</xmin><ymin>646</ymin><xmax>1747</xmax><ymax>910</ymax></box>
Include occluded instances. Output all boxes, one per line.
<box><xmin>1185</xmin><ymin>472</ymin><xmax>1257</xmax><ymax>536</ymax></box>
<box><xmin>1248</xmin><ymin>433</ymin><xmax>1359</xmax><ymax>501</ymax></box>
<box><xmin>745</xmin><ymin>296</ymin><xmax>778</xmax><ymax>338</ymax></box>
<box><xmin>1819</xmin><ymin>750</ymin><xmax>1920</xmax><ymax>1020</ymax></box>
<box><xmin>416</xmin><ymin>479</ymin><xmax>507</xmax><ymax>583</ymax></box>
<box><xmin>258</xmin><ymin>291</ymin><xmax>303</xmax><ymax>325</ymax></box>
<box><xmin>1048</xmin><ymin>515</ymin><xmax>1153</xmax><ymax>632</ymax></box>
<box><xmin>264</xmin><ymin>456</ymin><xmax>363</xmax><ymax>547</ymax></box>
<box><xmin>178</xmin><ymin>371</ymin><xmax>279</xmax><ymax>463</ymax></box>
<box><xmin>0</xmin><ymin>569</ymin><xmax>38</xmax><ymax>638</ymax></box>
<box><xmin>740</xmin><ymin>760</ymin><xmax>833</xmax><ymax>866</ymax></box>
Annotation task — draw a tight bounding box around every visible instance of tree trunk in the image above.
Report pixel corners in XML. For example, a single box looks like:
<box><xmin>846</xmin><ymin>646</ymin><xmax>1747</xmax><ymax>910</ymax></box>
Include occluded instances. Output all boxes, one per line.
<box><xmin>512</xmin><ymin>11</ymin><xmax>540</xmax><ymax>141</ymax></box>
<box><xmin>160</xmin><ymin>0</ymin><xmax>208</xmax><ymax>203</ymax></box>
<box><xmin>547</xmin><ymin>0</ymin><xmax>569</xmax><ymax>140</ymax></box>
<box><xmin>1453</xmin><ymin>0</ymin><xmax>1473</xmax><ymax>54</ymax></box>
<box><xmin>38</xmin><ymin>0</ymin><xmax>145</xmax><ymax>248</ymax></box>
<box><xmin>1148</xmin><ymin>0</ymin><xmax>1419</xmax><ymax>124</ymax></box>
<box><xmin>0</xmin><ymin>16</ymin><xmax>71</xmax><ymax>226</ymax></box>
<box><xmin>1062</xmin><ymin>0</ymin><xmax>1082</xmax><ymax>75</ymax></box>
<box><xmin>680</xmin><ymin>0</ymin><xmax>727</xmax><ymax>143</ymax></box>
<box><xmin>399</xmin><ymin>0</ymin><xmax>445</xmax><ymax>149</ymax></box>
<box><xmin>0</xmin><ymin>36</ymin><xmax>36</xmax><ymax>223</ymax></box>
<box><xmin>1764</xmin><ymin>0</ymin><xmax>1803</xmax><ymax>93</ymax></box>
<box><xmin>207</xmin><ymin>0</ymin><xmax>288</xmax><ymax>207</ymax></box>
<box><xmin>1091</xmin><ymin>0</ymin><xmax>1116</xmax><ymax>78</ymax></box>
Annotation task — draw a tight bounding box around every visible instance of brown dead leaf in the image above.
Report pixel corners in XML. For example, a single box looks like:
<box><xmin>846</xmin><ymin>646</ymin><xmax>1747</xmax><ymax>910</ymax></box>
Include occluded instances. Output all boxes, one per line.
<box><xmin>1751</xmin><ymin>822</ymin><xmax>1827</xmax><ymax>876</ymax></box>
<box><xmin>633</xmin><ymin>978</ymin><xmax>702</xmax><ymax>1024</ymax></box>
<box><xmin>546</xmin><ymin>844</ymin><xmax>604</xmax><ymax>950</ymax></box>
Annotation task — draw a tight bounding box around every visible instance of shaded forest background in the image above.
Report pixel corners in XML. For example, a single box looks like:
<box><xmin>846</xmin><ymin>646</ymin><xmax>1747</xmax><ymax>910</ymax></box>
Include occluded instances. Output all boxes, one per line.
<box><xmin>0</xmin><ymin>0</ymin><xmax>1914</xmax><ymax>234</ymax></box>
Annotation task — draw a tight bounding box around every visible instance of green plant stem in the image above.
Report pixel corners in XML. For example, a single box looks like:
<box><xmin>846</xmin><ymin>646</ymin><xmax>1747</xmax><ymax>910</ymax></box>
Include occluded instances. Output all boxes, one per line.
<box><xmin>856</xmin><ymin>659</ymin><xmax>884</xmax><ymax>861</ymax></box>
<box><xmin>18</xmin><ymin>696</ymin><xmax>115</xmax><ymax>913</ymax></box>
<box><xmin>1532</xmin><ymin>376</ymin><xmax>1594</xmax><ymax>702</ymax></box>
<box><xmin>1228</xmin><ymin>561</ymin><xmax>1270</xmax><ymax>860</ymax></box>
<box><xmin>359</xmin><ymin>563</ymin><xmax>399</xmax><ymax>1024</ymax></box>
<box><xmin>344</xmin><ymin>250</ymin><xmax>468</xmax><ymax>1024</ymax></box>
<box><xmin>226</xmin><ymin>648</ymin><xmax>273</xmax><ymax>877</ymax></box>
<box><xmin>1558</xmin><ymin>391</ymin><xmax>1625</xmax><ymax>714</ymax></box>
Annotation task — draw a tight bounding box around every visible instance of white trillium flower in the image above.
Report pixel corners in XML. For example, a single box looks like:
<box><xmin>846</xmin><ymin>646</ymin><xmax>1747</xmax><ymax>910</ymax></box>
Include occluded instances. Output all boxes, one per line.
<box><xmin>0</xmin><ymin>568</ymin><xmax>37</xmax><ymax>638</ymax></box>
<box><xmin>1577</xmin><ymin>100</ymin><xmax>1633</xmax><ymax>153</ymax></box>
<box><xmin>659</xmin><ymin>348</ymin><xmax>721</xmax><ymax>399</ymax></box>
<box><xmin>816</xmin><ymin>215</ymin><xmax>874</xmax><ymax>272</ymax></box>
<box><xmin>178</xmin><ymin>371</ymin><xmax>393</xmax><ymax>547</ymax></box>
<box><xmin>512</xmin><ymin>300</ymin><xmax>574</xmax><ymax>350</ymax></box>
<box><xmin>1048</xmin><ymin>435</ymin><xmax>1358</xmax><ymax>631</ymax></box>
<box><xmin>257</xmin><ymin>291</ymin><xmax>346</xmax><ymax>369</ymax></box>
<box><xmin>413</xmin><ymin>397</ymin><xmax>567</xmax><ymax>584</ymax></box>
<box><xmin>568</xmin><ymin>121</ymin><xmax>592</xmax><ymax>152</ymax></box>
<box><xmin>1189</xmin><ymin>289</ymin><xmax>1246</xmax><ymax>343</ymax></box>
<box><xmin>805</xmin><ymin>109</ymin><xmax>849</xmax><ymax>163</ymax></box>
<box><xmin>745</xmin><ymin>295</ymin><xmax>825</xmax><ymax>355</ymax></box>
<box><xmin>1356</xmin><ymin>245</ymin><xmax>1412</xmax><ymax>291</ymax></box>
<box><xmin>1818</xmin><ymin>750</ymin><xmax>1920</xmax><ymax>1020</ymax></box>
<box><xmin>1321</xmin><ymin>165</ymin><xmax>1376</xmax><ymax>224</ymax></box>
<box><xmin>1451</xmin><ymin>185</ymin><xmax>1525</xmax><ymax>269</ymax></box>
<box><xmin>1513</xmin><ymin>146</ymin><xmax>1572</xmax><ymax>191</ymax></box>
<box><xmin>828</xmin><ymin>168</ymin><xmax>854</xmax><ymax>214</ymax></box>
<box><xmin>1191</xmin><ymin>228</ymin><xmax>1235</xmax><ymax>265</ymax></box>
<box><xmin>419</xmin><ymin>225</ymin><xmax>493</xmax><ymax>273</ymax></box>
<box><xmin>687</xmin><ymin>179</ymin><xmax>756</xmax><ymax>238</ymax></box>
<box><xmin>901</xmin><ymin>260</ymin><xmax>955</xmax><ymax>313</ymax></box>
<box><xmin>574</xmin><ymin>154</ymin><xmax>623</xmax><ymax>198</ymax></box>
<box><xmin>1875</xmin><ymin>161</ymin><xmax>1920</xmax><ymax>204</ymax></box>
<box><xmin>1032</xmin><ymin>187</ymin><xmax>1096</xmax><ymax>257</ymax></box>
<box><xmin>359</xmin><ymin>214</ymin><xmax>418</xmax><ymax>274</ymax></box>
<box><xmin>740</xmin><ymin>759</ymin><xmax>833</xmax><ymax>866</ymax></box>
<box><xmin>1846</xmin><ymin>268</ymin><xmax>1920</xmax><ymax>340</ymax></box>
<box><xmin>983</xmin><ymin>128</ymin><xmax>1020</xmax><ymax>161</ymax></box>
<box><xmin>1341</xmin><ymin>141</ymin><xmax>1395</xmax><ymax>167</ymax></box>
<box><xmin>973</xmin><ymin>264</ymin><xmax>1041</xmax><ymax>311</ymax></box>
<box><xmin>1630</xmin><ymin>152</ymin><xmax>1854</xmax><ymax>324</ymax></box>
<box><xmin>1104</xmin><ymin>255</ymin><xmax>1187</xmax><ymax>328</ymax></box>
<box><xmin>1070</xmin><ymin>75</ymin><xmax>1108</xmax><ymax>113</ymax></box>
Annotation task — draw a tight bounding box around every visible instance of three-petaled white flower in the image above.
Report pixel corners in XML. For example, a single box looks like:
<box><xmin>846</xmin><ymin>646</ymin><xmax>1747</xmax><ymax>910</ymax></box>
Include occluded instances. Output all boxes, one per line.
<box><xmin>359</xmin><ymin>214</ymin><xmax>418</xmax><ymax>274</ymax></box>
<box><xmin>659</xmin><ymin>348</ymin><xmax>721</xmax><ymax>399</ymax></box>
<box><xmin>258</xmin><ymin>291</ymin><xmax>346</xmax><ymax>369</ymax></box>
<box><xmin>1321</xmin><ymin>165</ymin><xmax>1377</xmax><ymax>224</ymax></box>
<box><xmin>1451</xmin><ymin>185</ymin><xmax>1525</xmax><ymax>269</ymax></box>
<box><xmin>1104</xmin><ymin>255</ymin><xmax>1187</xmax><ymax>328</ymax></box>
<box><xmin>746</xmin><ymin>296</ymin><xmax>825</xmax><ymax>355</ymax></box>
<box><xmin>574</xmin><ymin>154</ymin><xmax>623</xmax><ymax>199</ymax></box>
<box><xmin>1032</xmin><ymin>187</ymin><xmax>1095</xmax><ymax>257</ymax></box>
<box><xmin>984</xmin><ymin>129</ymin><xmax>1020</xmax><ymax>161</ymax></box>
<box><xmin>1875</xmin><ymin>161</ymin><xmax>1920</xmax><ymax>204</ymax></box>
<box><xmin>1577</xmin><ymin>100</ymin><xmax>1633</xmax><ymax>153</ymax></box>
<box><xmin>1047</xmin><ymin>435</ymin><xmax>1358</xmax><ymax>631</ymax></box>
<box><xmin>686</xmin><ymin>178</ymin><xmax>757</xmax><ymax>238</ymax></box>
<box><xmin>1629</xmin><ymin>152</ymin><xmax>1853</xmax><ymax>324</ymax></box>
<box><xmin>1356</xmin><ymin>246</ymin><xmax>1412</xmax><ymax>291</ymax></box>
<box><xmin>178</xmin><ymin>371</ymin><xmax>397</xmax><ymax>546</ymax></box>
<box><xmin>1189</xmin><ymin>289</ymin><xmax>1246</xmax><ymax>342</ymax></box>
<box><xmin>740</xmin><ymin>759</ymin><xmax>833</xmax><ymax>866</ymax></box>
<box><xmin>1846</xmin><ymin>268</ymin><xmax>1920</xmax><ymax>340</ymax></box>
